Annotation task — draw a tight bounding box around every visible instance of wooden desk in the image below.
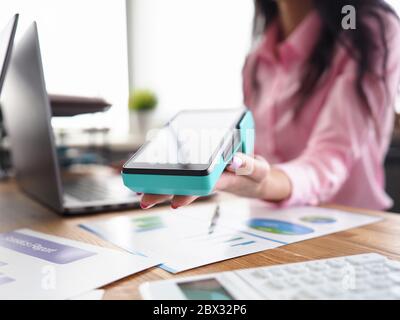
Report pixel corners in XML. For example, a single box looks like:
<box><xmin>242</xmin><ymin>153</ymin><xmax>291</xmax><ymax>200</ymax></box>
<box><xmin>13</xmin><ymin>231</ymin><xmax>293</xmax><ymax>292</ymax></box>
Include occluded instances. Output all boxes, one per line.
<box><xmin>1</xmin><ymin>179</ymin><xmax>400</xmax><ymax>300</ymax></box>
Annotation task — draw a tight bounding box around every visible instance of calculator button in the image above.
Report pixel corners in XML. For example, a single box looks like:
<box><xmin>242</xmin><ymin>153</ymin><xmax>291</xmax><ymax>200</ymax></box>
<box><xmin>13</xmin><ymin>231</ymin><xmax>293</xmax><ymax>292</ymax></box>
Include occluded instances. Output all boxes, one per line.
<box><xmin>325</xmin><ymin>270</ymin><xmax>346</xmax><ymax>281</ymax></box>
<box><xmin>285</xmin><ymin>265</ymin><xmax>307</xmax><ymax>275</ymax></box>
<box><xmin>269</xmin><ymin>268</ymin><xmax>286</xmax><ymax>277</ymax></box>
<box><xmin>285</xmin><ymin>276</ymin><xmax>301</xmax><ymax>288</ymax></box>
<box><xmin>390</xmin><ymin>286</ymin><xmax>400</xmax><ymax>299</ymax></box>
<box><xmin>354</xmin><ymin>266</ymin><xmax>366</xmax><ymax>273</ymax></box>
<box><xmin>319</xmin><ymin>284</ymin><xmax>343</xmax><ymax>297</ymax></box>
<box><xmin>301</xmin><ymin>274</ymin><xmax>323</xmax><ymax>285</ymax></box>
<box><xmin>249</xmin><ymin>269</ymin><xmax>269</xmax><ymax>280</ymax></box>
<box><xmin>355</xmin><ymin>270</ymin><xmax>370</xmax><ymax>279</ymax></box>
<box><xmin>306</xmin><ymin>261</ymin><xmax>327</xmax><ymax>271</ymax></box>
<box><xmin>353</xmin><ymin>284</ymin><xmax>369</xmax><ymax>294</ymax></box>
<box><xmin>327</xmin><ymin>259</ymin><xmax>346</xmax><ymax>269</ymax></box>
<box><xmin>368</xmin><ymin>276</ymin><xmax>392</xmax><ymax>289</ymax></box>
<box><xmin>366</xmin><ymin>263</ymin><xmax>389</xmax><ymax>274</ymax></box>
<box><xmin>388</xmin><ymin>272</ymin><xmax>400</xmax><ymax>284</ymax></box>
<box><xmin>264</xmin><ymin>278</ymin><xmax>286</xmax><ymax>290</ymax></box>
<box><xmin>386</xmin><ymin>260</ymin><xmax>400</xmax><ymax>271</ymax></box>
<box><xmin>346</xmin><ymin>254</ymin><xmax>385</xmax><ymax>266</ymax></box>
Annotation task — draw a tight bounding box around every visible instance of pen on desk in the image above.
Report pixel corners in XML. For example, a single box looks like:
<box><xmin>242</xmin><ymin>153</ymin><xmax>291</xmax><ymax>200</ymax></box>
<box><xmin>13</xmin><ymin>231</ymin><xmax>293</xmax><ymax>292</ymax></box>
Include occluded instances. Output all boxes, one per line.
<box><xmin>208</xmin><ymin>204</ymin><xmax>220</xmax><ymax>234</ymax></box>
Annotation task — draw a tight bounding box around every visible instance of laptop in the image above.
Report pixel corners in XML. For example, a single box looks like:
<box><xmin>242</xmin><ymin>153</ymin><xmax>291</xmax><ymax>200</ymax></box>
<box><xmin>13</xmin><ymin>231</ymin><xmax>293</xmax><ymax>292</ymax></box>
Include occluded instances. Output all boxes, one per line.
<box><xmin>1</xmin><ymin>22</ymin><xmax>140</xmax><ymax>214</ymax></box>
<box><xmin>0</xmin><ymin>15</ymin><xmax>18</xmax><ymax>179</ymax></box>
<box><xmin>0</xmin><ymin>15</ymin><xmax>18</xmax><ymax>94</ymax></box>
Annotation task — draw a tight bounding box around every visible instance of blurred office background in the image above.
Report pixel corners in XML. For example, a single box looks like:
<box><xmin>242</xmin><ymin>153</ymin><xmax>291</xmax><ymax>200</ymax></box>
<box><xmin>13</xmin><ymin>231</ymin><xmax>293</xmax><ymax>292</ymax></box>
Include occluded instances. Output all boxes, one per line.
<box><xmin>0</xmin><ymin>0</ymin><xmax>253</xmax><ymax>133</ymax></box>
<box><xmin>0</xmin><ymin>0</ymin><xmax>400</xmax><ymax>210</ymax></box>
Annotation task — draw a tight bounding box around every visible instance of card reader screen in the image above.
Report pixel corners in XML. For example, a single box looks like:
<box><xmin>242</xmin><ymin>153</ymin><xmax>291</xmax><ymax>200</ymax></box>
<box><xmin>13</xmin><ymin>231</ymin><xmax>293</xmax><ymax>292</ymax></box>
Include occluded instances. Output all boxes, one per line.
<box><xmin>177</xmin><ymin>278</ymin><xmax>234</xmax><ymax>300</ymax></box>
<box><xmin>128</xmin><ymin>109</ymin><xmax>243</xmax><ymax>167</ymax></box>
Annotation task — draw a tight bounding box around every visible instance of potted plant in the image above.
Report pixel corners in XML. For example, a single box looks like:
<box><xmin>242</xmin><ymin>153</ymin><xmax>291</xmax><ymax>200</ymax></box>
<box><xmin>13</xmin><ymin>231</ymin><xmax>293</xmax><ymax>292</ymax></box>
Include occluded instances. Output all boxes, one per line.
<box><xmin>128</xmin><ymin>89</ymin><xmax>158</xmax><ymax>137</ymax></box>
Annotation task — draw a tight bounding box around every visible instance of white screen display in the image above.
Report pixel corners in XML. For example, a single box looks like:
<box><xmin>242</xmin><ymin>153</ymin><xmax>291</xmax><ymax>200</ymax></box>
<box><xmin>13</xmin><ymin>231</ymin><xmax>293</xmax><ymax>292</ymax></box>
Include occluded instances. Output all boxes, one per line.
<box><xmin>132</xmin><ymin>109</ymin><xmax>243</xmax><ymax>165</ymax></box>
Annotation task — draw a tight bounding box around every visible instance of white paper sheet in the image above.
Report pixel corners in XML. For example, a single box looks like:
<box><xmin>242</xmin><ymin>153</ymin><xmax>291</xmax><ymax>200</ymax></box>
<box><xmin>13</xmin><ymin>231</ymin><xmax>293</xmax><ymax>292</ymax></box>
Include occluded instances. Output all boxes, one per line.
<box><xmin>0</xmin><ymin>229</ymin><xmax>159</xmax><ymax>299</ymax></box>
<box><xmin>185</xmin><ymin>200</ymin><xmax>383</xmax><ymax>245</ymax></box>
<box><xmin>70</xmin><ymin>289</ymin><xmax>105</xmax><ymax>300</ymax></box>
<box><xmin>81</xmin><ymin>200</ymin><xmax>382</xmax><ymax>273</ymax></box>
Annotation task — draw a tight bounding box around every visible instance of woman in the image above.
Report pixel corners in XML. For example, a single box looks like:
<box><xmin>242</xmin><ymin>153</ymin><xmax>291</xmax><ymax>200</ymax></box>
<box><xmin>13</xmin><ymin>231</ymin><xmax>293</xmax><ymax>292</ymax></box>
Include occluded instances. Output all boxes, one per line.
<box><xmin>140</xmin><ymin>0</ymin><xmax>400</xmax><ymax>210</ymax></box>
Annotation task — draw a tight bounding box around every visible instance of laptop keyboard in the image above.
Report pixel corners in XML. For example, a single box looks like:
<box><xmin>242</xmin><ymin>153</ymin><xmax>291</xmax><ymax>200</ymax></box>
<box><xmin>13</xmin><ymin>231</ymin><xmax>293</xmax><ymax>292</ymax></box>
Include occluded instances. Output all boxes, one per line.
<box><xmin>63</xmin><ymin>177</ymin><xmax>135</xmax><ymax>202</ymax></box>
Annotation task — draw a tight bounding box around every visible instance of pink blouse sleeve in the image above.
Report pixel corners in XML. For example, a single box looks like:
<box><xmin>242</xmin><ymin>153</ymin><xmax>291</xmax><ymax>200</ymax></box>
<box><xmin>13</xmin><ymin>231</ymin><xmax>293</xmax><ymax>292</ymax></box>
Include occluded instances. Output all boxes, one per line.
<box><xmin>276</xmin><ymin>50</ymin><xmax>400</xmax><ymax>206</ymax></box>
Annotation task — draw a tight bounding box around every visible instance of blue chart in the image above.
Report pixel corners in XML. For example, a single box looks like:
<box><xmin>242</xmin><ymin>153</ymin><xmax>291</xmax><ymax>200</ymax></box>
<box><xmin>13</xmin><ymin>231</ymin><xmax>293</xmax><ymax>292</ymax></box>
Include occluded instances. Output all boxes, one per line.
<box><xmin>300</xmin><ymin>216</ymin><xmax>336</xmax><ymax>224</ymax></box>
<box><xmin>247</xmin><ymin>219</ymin><xmax>314</xmax><ymax>236</ymax></box>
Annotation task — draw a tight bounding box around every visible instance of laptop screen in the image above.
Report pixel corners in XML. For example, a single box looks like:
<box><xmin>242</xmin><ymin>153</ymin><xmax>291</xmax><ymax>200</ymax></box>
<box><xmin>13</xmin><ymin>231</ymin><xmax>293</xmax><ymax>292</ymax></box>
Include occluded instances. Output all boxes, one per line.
<box><xmin>0</xmin><ymin>22</ymin><xmax>65</xmax><ymax>213</ymax></box>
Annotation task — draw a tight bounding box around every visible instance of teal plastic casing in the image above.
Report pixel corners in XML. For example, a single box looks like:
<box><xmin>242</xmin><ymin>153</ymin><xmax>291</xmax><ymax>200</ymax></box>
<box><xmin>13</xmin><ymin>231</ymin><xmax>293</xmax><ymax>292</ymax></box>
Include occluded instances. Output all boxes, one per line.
<box><xmin>122</xmin><ymin>109</ymin><xmax>254</xmax><ymax>196</ymax></box>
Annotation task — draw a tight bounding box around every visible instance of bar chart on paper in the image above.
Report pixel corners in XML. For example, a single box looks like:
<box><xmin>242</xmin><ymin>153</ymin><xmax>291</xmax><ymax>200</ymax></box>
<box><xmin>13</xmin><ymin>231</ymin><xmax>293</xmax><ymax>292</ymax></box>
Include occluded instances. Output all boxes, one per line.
<box><xmin>81</xmin><ymin>211</ymin><xmax>282</xmax><ymax>273</ymax></box>
<box><xmin>183</xmin><ymin>229</ymin><xmax>257</xmax><ymax>248</ymax></box>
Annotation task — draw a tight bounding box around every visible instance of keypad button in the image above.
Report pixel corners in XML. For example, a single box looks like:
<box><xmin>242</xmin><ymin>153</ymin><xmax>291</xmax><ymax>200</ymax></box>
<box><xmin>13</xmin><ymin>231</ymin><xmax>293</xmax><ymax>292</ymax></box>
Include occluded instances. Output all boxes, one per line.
<box><xmin>285</xmin><ymin>265</ymin><xmax>307</xmax><ymax>275</ymax></box>
<box><xmin>319</xmin><ymin>284</ymin><xmax>343</xmax><ymax>297</ymax></box>
<box><xmin>301</xmin><ymin>274</ymin><xmax>323</xmax><ymax>285</ymax></box>
<box><xmin>346</xmin><ymin>254</ymin><xmax>385</xmax><ymax>266</ymax></box>
<box><xmin>306</xmin><ymin>261</ymin><xmax>327</xmax><ymax>271</ymax></box>
<box><xmin>386</xmin><ymin>260</ymin><xmax>400</xmax><ymax>271</ymax></box>
<box><xmin>285</xmin><ymin>276</ymin><xmax>301</xmax><ymax>288</ymax></box>
<box><xmin>390</xmin><ymin>286</ymin><xmax>400</xmax><ymax>299</ymax></box>
<box><xmin>368</xmin><ymin>276</ymin><xmax>392</xmax><ymax>289</ymax></box>
<box><xmin>264</xmin><ymin>279</ymin><xmax>286</xmax><ymax>290</ymax></box>
<box><xmin>366</xmin><ymin>263</ymin><xmax>389</xmax><ymax>275</ymax></box>
<box><xmin>388</xmin><ymin>272</ymin><xmax>400</xmax><ymax>284</ymax></box>
<box><xmin>327</xmin><ymin>259</ymin><xmax>346</xmax><ymax>269</ymax></box>
<box><xmin>249</xmin><ymin>269</ymin><xmax>269</xmax><ymax>280</ymax></box>
<box><xmin>269</xmin><ymin>268</ymin><xmax>286</xmax><ymax>277</ymax></box>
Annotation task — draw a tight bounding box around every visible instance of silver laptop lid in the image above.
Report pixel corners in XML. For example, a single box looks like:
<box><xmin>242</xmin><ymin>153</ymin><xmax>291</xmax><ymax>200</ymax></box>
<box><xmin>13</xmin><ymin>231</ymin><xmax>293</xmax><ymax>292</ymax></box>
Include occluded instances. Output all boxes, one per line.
<box><xmin>0</xmin><ymin>14</ymin><xmax>18</xmax><ymax>94</ymax></box>
<box><xmin>1</xmin><ymin>23</ymin><xmax>64</xmax><ymax>213</ymax></box>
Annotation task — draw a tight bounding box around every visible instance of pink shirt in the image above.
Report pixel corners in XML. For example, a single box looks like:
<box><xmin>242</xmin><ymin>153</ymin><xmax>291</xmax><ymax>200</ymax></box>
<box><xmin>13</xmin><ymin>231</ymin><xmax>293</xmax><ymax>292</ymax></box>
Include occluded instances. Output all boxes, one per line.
<box><xmin>243</xmin><ymin>11</ymin><xmax>400</xmax><ymax>210</ymax></box>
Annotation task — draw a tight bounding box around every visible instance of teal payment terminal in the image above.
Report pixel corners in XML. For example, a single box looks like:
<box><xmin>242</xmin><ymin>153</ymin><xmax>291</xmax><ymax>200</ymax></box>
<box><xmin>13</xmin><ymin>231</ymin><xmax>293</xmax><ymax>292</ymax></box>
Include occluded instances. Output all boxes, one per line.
<box><xmin>122</xmin><ymin>108</ymin><xmax>254</xmax><ymax>196</ymax></box>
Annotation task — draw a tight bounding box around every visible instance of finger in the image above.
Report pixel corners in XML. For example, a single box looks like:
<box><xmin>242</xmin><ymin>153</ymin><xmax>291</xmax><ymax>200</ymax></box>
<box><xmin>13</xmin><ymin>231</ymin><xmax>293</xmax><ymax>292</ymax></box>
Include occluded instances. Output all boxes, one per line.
<box><xmin>171</xmin><ymin>196</ymin><xmax>199</xmax><ymax>209</ymax></box>
<box><xmin>215</xmin><ymin>172</ymin><xmax>264</xmax><ymax>198</ymax></box>
<box><xmin>140</xmin><ymin>194</ymin><xmax>172</xmax><ymax>209</ymax></box>
<box><xmin>226</xmin><ymin>155</ymin><xmax>244</xmax><ymax>172</ymax></box>
<box><xmin>231</xmin><ymin>153</ymin><xmax>270</xmax><ymax>182</ymax></box>
<box><xmin>215</xmin><ymin>172</ymin><xmax>241</xmax><ymax>190</ymax></box>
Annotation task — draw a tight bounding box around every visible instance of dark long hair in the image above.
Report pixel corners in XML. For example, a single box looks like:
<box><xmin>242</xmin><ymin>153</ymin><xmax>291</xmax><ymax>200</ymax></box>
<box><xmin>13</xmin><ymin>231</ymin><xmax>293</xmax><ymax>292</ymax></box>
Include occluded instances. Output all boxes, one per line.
<box><xmin>252</xmin><ymin>0</ymin><xmax>398</xmax><ymax>119</ymax></box>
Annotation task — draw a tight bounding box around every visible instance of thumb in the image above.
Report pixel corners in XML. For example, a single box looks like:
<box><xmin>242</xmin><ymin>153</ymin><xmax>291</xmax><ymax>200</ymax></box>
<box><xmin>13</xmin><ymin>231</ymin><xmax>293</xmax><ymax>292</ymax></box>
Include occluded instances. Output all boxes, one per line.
<box><xmin>227</xmin><ymin>153</ymin><xmax>270</xmax><ymax>182</ymax></box>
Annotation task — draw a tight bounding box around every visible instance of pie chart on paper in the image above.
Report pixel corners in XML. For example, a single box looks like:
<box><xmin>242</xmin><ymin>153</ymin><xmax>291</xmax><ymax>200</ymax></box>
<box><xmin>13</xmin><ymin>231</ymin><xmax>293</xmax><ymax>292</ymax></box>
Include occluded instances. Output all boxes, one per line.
<box><xmin>247</xmin><ymin>218</ymin><xmax>314</xmax><ymax>235</ymax></box>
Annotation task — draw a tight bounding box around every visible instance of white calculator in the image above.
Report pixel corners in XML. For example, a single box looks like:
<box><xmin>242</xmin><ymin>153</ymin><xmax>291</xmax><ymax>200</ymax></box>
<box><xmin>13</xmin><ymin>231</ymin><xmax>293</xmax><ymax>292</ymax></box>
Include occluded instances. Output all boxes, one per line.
<box><xmin>140</xmin><ymin>253</ymin><xmax>400</xmax><ymax>300</ymax></box>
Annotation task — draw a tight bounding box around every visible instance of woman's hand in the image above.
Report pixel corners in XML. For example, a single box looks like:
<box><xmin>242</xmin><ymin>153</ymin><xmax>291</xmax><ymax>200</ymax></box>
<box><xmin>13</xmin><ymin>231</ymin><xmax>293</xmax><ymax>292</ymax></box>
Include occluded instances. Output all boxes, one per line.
<box><xmin>139</xmin><ymin>153</ymin><xmax>292</xmax><ymax>210</ymax></box>
<box><xmin>139</xmin><ymin>193</ymin><xmax>198</xmax><ymax>210</ymax></box>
